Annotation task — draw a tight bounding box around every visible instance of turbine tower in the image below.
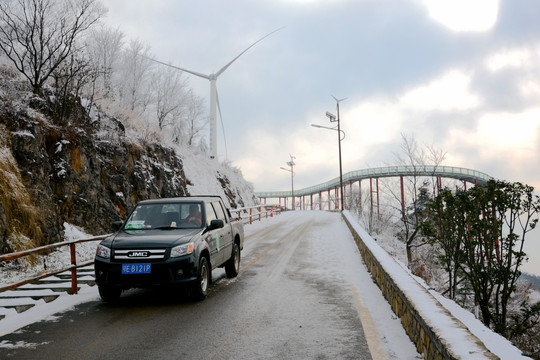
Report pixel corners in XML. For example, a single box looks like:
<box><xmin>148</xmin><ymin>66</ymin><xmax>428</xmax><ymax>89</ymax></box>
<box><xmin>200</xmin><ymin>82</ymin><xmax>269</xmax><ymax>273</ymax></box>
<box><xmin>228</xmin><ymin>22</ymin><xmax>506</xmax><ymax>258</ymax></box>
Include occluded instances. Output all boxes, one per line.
<box><xmin>145</xmin><ymin>27</ymin><xmax>283</xmax><ymax>159</ymax></box>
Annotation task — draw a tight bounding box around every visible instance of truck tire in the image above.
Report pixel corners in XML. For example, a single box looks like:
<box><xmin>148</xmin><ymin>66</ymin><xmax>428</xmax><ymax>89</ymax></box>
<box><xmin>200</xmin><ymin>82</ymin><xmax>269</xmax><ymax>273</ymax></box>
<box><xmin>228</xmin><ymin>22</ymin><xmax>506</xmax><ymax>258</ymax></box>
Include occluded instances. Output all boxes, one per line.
<box><xmin>225</xmin><ymin>242</ymin><xmax>240</xmax><ymax>278</ymax></box>
<box><xmin>98</xmin><ymin>285</ymin><xmax>121</xmax><ymax>302</ymax></box>
<box><xmin>192</xmin><ymin>256</ymin><xmax>210</xmax><ymax>300</ymax></box>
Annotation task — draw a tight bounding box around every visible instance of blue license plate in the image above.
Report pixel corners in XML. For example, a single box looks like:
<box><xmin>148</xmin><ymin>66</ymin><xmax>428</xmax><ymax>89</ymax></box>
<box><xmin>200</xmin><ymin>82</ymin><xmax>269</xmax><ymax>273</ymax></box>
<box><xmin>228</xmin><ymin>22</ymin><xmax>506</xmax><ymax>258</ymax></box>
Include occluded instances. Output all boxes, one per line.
<box><xmin>122</xmin><ymin>263</ymin><xmax>151</xmax><ymax>274</ymax></box>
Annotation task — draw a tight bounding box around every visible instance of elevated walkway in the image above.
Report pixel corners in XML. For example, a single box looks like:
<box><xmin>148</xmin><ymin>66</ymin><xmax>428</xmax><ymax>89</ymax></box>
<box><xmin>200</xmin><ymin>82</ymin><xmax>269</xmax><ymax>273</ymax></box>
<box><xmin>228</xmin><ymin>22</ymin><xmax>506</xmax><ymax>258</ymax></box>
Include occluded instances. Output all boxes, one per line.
<box><xmin>256</xmin><ymin>165</ymin><xmax>492</xmax><ymax>198</ymax></box>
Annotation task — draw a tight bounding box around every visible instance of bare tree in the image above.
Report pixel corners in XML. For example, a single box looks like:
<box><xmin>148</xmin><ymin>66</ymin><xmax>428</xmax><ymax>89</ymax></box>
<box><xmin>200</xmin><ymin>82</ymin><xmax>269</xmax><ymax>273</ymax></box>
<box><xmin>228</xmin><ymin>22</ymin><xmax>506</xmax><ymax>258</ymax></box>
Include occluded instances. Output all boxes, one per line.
<box><xmin>116</xmin><ymin>39</ymin><xmax>154</xmax><ymax>115</ymax></box>
<box><xmin>161</xmin><ymin>87</ymin><xmax>208</xmax><ymax>148</ymax></box>
<box><xmin>86</xmin><ymin>26</ymin><xmax>124</xmax><ymax>99</ymax></box>
<box><xmin>386</xmin><ymin>133</ymin><xmax>446</xmax><ymax>265</ymax></box>
<box><xmin>183</xmin><ymin>90</ymin><xmax>208</xmax><ymax>146</ymax></box>
<box><xmin>426</xmin><ymin>143</ymin><xmax>448</xmax><ymax>194</ymax></box>
<box><xmin>0</xmin><ymin>0</ymin><xmax>105</xmax><ymax>94</ymax></box>
<box><xmin>50</xmin><ymin>49</ymin><xmax>97</xmax><ymax>123</ymax></box>
<box><xmin>152</xmin><ymin>65</ymin><xmax>188</xmax><ymax>130</ymax></box>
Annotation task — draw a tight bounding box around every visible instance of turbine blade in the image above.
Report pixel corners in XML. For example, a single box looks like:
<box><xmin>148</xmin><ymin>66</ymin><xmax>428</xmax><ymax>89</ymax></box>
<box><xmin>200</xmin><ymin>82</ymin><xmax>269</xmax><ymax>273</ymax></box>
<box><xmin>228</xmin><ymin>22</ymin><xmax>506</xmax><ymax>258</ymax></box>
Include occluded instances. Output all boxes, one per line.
<box><xmin>215</xmin><ymin>26</ymin><xmax>285</xmax><ymax>78</ymax></box>
<box><xmin>216</xmin><ymin>89</ymin><xmax>229</xmax><ymax>160</ymax></box>
<box><xmin>331</xmin><ymin>95</ymin><xmax>348</xmax><ymax>103</ymax></box>
<box><xmin>138</xmin><ymin>53</ymin><xmax>210</xmax><ymax>80</ymax></box>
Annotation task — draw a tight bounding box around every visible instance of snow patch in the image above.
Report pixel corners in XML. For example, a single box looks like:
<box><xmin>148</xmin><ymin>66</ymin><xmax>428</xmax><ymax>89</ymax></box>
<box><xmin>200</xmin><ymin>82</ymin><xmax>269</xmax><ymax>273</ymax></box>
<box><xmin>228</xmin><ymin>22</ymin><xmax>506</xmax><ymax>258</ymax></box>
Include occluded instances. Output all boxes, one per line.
<box><xmin>10</xmin><ymin>130</ymin><xmax>34</xmax><ymax>139</ymax></box>
<box><xmin>0</xmin><ymin>340</ymin><xmax>48</xmax><ymax>349</ymax></box>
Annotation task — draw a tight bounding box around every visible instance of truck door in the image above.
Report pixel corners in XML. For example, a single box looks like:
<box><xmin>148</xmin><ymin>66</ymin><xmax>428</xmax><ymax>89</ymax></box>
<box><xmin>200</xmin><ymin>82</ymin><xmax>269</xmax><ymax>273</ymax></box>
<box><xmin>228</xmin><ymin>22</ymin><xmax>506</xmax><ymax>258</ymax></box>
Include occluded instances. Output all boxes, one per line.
<box><xmin>204</xmin><ymin>202</ymin><xmax>222</xmax><ymax>267</ymax></box>
<box><xmin>212</xmin><ymin>201</ymin><xmax>232</xmax><ymax>264</ymax></box>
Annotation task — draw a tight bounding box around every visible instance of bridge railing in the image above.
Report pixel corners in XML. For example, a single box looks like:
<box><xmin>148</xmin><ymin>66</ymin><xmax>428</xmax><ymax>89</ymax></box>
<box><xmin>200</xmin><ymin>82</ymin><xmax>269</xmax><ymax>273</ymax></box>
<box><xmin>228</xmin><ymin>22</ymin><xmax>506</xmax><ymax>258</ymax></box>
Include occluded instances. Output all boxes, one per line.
<box><xmin>256</xmin><ymin>165</ymin><xmax>493</xmax><ymax>198</ymax></box>
<box><xmin>0</xmin><ymin>235</ymin><xmax>109</xmax><ymax>295</ymax></box>
<box><xmin>234</xmin><ymin>204</ymin><xmax>281</xmax><ymax>224</ymax></box>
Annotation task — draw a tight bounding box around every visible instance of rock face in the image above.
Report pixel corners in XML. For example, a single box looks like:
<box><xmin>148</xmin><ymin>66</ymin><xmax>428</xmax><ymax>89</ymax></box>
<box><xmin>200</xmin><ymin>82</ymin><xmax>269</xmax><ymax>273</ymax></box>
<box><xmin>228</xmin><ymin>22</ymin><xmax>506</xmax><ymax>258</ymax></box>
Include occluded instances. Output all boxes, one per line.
<box><xmin>0</xmin><ymin>98</ymin><xmax>192</xmax><ymax>249</ymax></box>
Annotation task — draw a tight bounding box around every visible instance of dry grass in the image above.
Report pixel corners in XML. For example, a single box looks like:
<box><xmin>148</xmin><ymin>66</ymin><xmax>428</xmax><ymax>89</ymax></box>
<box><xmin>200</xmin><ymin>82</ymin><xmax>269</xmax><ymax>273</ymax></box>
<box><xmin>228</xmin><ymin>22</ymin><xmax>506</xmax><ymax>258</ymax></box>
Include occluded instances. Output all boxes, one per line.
<box><xmin>0</xmin><ymin>124</ymin><xmax>43</xmax><ymax>261</ymax></box>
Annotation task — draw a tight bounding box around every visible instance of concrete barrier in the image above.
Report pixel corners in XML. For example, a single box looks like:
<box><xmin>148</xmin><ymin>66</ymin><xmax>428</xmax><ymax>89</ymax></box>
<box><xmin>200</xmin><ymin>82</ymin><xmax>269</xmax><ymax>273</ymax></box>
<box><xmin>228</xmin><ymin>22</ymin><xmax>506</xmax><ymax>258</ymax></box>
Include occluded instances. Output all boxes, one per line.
<box><xmin>342</xmin><ymin>211</ymin><xmax>498</xmax><ymax>360</ymax></box>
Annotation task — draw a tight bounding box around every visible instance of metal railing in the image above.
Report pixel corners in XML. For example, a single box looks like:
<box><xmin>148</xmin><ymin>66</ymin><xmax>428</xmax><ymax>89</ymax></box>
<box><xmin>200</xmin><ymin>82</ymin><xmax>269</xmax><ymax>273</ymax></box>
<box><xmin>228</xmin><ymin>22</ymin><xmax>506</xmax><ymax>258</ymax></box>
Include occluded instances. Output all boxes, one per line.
<box><xmin>256</xmin><ymin>165</ymin><xmax>493</xmax><ymax>198</ymax></box>
<box><xmin>234</xmin><ymin>204</ymin><xmax>281</xmax><ymax>224</ymax></box>
<box><xmin>0</xmin><ymin>235</ymin><xmax>109</xmax><ymax>294</ymax></box>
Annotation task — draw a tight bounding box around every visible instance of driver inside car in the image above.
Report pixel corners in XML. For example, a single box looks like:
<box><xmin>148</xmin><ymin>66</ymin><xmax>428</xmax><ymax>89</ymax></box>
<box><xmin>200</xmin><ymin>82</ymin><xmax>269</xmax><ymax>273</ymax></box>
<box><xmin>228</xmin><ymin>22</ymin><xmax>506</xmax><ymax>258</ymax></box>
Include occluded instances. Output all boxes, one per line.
<box><xmin>186</xmin><ymin>204</ymin><xmax>202</xmax><ymax>226</ymax></box>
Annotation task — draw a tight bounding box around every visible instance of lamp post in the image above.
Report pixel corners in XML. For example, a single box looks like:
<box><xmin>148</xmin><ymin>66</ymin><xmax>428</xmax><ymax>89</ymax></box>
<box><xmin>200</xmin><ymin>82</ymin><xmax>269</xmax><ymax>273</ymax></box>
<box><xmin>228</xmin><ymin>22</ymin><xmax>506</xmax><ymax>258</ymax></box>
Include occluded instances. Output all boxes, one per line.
<box><xmin>280</xmin><ymin>155</ymin><xmax>296</xmax><ymax>210</ymax></box>
<box><xmin>311</xmin><ymin>96</ymin><xmax>346</xmax><ymax>210</ymax></box>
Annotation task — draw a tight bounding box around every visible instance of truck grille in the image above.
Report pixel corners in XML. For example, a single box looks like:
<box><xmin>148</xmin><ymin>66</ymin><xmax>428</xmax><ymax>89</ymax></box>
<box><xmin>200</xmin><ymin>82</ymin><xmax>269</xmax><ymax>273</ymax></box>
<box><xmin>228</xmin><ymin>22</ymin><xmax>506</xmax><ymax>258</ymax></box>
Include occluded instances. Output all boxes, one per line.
<box><xmin>114</xmin><ymin>249</ymin><xmax>167</xmax><ymax>260</ymax></box>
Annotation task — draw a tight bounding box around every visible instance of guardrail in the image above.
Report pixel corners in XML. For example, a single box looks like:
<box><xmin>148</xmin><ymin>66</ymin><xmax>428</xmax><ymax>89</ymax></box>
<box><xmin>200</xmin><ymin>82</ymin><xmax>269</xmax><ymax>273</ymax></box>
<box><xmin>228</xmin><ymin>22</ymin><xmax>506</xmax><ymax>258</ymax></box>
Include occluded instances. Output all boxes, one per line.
<box><xmin>0</xmin><ymin>235</ymin><xmax>109</xmax><ymax>295</ymax></box>
<box><xmin>234</xmin><ymin>204</ymin><xmax>281</xmax><ymax>224</ymax></box>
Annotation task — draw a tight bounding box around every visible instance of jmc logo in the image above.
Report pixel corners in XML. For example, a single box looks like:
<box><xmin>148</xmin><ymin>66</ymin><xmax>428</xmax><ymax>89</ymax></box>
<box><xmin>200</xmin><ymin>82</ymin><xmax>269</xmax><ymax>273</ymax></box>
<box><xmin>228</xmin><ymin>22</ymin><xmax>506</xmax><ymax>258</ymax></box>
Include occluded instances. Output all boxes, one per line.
<box><xmin>127</xmin><ymin>251</ymin><xmax>150</xmax><ymax>258</ymax></box>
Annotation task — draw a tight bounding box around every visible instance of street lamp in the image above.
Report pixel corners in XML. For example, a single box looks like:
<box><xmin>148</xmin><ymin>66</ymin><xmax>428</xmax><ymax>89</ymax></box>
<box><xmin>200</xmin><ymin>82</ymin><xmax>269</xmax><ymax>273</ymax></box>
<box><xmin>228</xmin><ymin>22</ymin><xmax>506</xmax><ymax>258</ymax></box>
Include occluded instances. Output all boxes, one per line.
<box><xmin>311</xmin><ymin>96</ymin><xmax>347</xmax><ymax>210</ymax></box>
<box><xmin>280</xmin><ymin>155</ymin><xmax>296</xmax><ymax>210</ymax></box>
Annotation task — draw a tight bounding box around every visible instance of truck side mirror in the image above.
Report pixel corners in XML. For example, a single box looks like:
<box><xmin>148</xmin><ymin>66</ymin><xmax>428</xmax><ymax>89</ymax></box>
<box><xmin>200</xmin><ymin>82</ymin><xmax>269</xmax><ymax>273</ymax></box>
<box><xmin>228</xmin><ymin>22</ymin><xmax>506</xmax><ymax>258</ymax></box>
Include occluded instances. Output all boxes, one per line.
<box><xmin>208</xmin><ymin>219</ymin><xmax>224</xmax><ymax>230</ymax></box>
<box><xmin>112</xmin><ymin>221</ymin><xmax>123</xmax><ymax>232</ymax></box>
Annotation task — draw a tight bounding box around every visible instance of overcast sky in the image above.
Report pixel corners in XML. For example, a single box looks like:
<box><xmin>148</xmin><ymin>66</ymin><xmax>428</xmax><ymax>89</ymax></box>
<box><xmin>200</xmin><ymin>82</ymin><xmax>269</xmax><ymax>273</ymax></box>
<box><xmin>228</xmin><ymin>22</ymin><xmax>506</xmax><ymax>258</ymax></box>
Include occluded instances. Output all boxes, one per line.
<box><xmin>103</xmin><ymin>1</ymin><xmax>540</xmax><ymax>273</ymax></box>
<box><xmin>103</xmin><ymin>0</ymin><xmax>540</xmax><ymax>191</ymax></box>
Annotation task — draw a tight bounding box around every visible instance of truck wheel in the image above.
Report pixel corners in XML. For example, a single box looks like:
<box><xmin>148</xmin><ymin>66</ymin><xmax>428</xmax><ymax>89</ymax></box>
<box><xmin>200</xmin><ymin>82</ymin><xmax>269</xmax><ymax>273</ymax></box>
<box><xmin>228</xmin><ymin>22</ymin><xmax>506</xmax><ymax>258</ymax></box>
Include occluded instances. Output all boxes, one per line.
<box><xmin>192</xmin><ymin>256</ymin><xmax>210</xmax><ymax>300</ymax></box>
<box><xmin>98</xmin><ymin>285</ymin><xmax>121</xmax><ymax>302</ymax></box>
<box><xmin>225</xmin><ymin>243</ymin><xmax>240</xmax><ymax>278</ymax></box>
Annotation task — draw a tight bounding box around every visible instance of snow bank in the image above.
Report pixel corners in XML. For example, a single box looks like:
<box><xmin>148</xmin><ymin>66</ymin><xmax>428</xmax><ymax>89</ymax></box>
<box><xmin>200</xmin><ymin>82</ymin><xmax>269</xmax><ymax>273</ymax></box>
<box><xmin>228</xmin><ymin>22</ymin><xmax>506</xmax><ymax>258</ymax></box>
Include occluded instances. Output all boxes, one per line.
<box><xmin>0</xmin><ymin>285</ymin><xmax>99</xmax><ymax>338</ymax></box>
<box><xmin>180</xmin><ymin>148</ymin><xmax>257</xmax><ymax>208</ymax></box>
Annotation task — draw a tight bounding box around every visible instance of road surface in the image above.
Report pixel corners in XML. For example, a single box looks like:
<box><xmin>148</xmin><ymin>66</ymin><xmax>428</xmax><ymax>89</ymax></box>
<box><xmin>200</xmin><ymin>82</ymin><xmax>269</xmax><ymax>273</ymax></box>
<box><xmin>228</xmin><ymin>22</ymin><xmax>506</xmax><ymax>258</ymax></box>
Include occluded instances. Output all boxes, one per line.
<box><xmin>0</xmin><ymin>211</ymin><xmax>420</xmax><ymax>359</ymax></box>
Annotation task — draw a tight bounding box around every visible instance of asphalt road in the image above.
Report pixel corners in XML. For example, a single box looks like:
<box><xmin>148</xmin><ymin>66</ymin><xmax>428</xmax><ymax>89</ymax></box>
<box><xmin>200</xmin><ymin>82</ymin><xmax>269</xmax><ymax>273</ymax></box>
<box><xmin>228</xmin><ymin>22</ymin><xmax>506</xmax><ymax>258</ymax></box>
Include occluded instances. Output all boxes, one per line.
<box><xmin>0</xmin><ymin>212</ymin><xmax>385</xmax><ymax>360</ymax></box>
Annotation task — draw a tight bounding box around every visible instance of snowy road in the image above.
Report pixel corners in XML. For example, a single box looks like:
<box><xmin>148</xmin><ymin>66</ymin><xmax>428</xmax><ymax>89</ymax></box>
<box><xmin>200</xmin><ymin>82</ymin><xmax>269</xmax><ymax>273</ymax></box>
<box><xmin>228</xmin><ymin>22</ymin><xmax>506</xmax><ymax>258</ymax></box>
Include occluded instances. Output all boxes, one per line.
<box><xmin>0</xmin><ymin>211</ymin><xmax>420</xmax><ymax>359</ymax></box>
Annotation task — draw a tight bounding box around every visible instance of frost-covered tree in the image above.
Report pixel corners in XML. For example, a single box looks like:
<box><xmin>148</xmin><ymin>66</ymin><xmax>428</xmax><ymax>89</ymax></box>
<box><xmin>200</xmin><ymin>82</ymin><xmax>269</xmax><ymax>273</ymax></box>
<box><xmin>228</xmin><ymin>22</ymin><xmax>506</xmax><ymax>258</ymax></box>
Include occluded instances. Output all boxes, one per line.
<box><xmin>385</xmin><ymin>133</ymin><xmax>447</xmax><ymax>265</ymax></box>
<box><xmin>183</xmin><ymin>90</ymin><xmax>208</xmax><ymax>147</ymax></box>
<box><xmin>0</xmin><ymin>0</ymin><xmax>104</xmax><ymax>94</ymax></box>
<box><xmin>152</xmin><ymin>65</ymin><xmax>188</xmax><ymax>130</ymax></box>
<box><xmin>50</xmin><ymin>49</ymin><xmax>97</xmax><ymax>123</ymax></box>
<box><xmin>86</xmin><ymin>26</ymin><xmax>124</xmax><ymax>99</ymax></box>
<box><xmin>116</xmin><ymin>39</ymin><xmax>154</xmax><ymax>115</ymax></box>
<box><xmin>0</xmin><ymin>0</ymin><xmax>211</xmax><ymax>152</ymax></box>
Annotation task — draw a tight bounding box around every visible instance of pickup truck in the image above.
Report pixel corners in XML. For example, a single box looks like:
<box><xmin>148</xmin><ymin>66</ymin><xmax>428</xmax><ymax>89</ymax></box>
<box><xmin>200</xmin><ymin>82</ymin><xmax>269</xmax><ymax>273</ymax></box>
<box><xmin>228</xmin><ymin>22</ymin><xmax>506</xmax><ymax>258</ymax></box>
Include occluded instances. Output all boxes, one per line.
<box><xmin>94</xmin><ymin>196</ymin><xmax>244</xmax><ymax>301</ymax></box>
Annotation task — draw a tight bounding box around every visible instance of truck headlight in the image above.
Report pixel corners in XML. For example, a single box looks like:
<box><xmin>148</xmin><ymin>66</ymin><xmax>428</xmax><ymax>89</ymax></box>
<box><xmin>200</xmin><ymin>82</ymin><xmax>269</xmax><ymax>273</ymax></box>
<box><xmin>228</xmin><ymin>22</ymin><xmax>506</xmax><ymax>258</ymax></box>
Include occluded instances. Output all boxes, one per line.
<box><xmin>96</xmin><ymin>245</ymin><xmax>111</xmax><ymax>259</ymax></box>
<box><xmin>171</xmin><ymin>243</ymin><xmax>194</xmax><ymax>258</ymax></box>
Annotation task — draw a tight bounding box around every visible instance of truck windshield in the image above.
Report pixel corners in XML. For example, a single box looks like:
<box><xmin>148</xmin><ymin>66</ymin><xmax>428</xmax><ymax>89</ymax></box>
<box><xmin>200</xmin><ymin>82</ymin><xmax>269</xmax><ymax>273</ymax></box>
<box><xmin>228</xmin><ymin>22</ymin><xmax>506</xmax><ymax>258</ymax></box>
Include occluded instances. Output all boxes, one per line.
<box><xmin>124</xmin><ymin>202</ymin><xmax>203</xmax><ymax>230</ymax></box>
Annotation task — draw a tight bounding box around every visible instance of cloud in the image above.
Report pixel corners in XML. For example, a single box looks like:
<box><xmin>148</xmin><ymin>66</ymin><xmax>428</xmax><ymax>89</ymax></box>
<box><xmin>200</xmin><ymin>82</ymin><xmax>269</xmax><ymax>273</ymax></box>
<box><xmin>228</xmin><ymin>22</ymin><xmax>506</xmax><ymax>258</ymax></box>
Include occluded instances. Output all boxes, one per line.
<box><xmin>445</xmin><ymin>108</ymin><xmax>540</xmax><ymax>186</ymax></box>
<box><xmin>482</xmin><ymin>44</ymin><xmax>540</xmax><ymax>101</ymax></box>
<box><xmin>423</xmin><ymin>0</ymin><xmax>499</xmax><ymax>32</ymax></box>
<box><xmin>520</xmin><ymin>80</ymin><xmax>540</xmax><ymax>98</ymax></box>
<box><xmin>476</xmin><ymin>110</ymin><xmax>540</xmax><ymax>150</ymax></box>
<box><xmin>399</xmin><ymin>70</ymin><xmax>481</xmax><ymax>111</ymax></box>
<box><xmin>277</xmin><ymin>0</ymin><xmax>346</xmax><ymax>4</ymax></box>
<box><xmin>485</xmin><ymin>47</ymin><xmax>534</xmax><ymax>72</ymax></box>
<box><xmin>341</xmin><ymin>97</ymin><xmax>403</xmax><ymax>164</ymax></box>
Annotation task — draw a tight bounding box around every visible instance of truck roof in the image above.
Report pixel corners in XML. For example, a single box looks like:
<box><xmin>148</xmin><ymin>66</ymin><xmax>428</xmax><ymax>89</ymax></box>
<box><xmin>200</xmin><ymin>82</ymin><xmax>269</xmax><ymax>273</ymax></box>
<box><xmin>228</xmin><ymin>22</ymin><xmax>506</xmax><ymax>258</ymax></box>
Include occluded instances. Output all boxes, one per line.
<box><xmin>136</xmin><ymin>196</ymin><xmax>224</xmax><ymax>205</ymax></box>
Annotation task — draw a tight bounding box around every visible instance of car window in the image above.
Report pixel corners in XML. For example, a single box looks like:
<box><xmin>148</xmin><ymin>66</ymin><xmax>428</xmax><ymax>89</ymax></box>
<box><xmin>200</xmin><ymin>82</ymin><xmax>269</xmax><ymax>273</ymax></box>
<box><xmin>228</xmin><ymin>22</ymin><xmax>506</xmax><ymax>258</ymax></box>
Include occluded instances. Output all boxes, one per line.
<box><xmin>205</xmin><ymin>202</ymin><xmax>217</xmax><ymax>227</ymax></box>
<box><xmin>124</xmin><ymin>202</ymin><xmax>203</xmax><ymax>229</ymax></box>
<box><xmin>212</xmin><ymin>201</ymin><xmax>226</xmax><ymax>222</ymax></box>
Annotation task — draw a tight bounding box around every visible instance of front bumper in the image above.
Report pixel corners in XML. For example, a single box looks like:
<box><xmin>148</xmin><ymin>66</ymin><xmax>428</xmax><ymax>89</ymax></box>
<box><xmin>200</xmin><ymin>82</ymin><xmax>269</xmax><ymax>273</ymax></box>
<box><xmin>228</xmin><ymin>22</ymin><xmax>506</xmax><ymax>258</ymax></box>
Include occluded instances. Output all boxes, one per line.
<box><xmin>94</xmin><ymin>255</ymin><xmax>198</xmax><ymax>288</ymax></box>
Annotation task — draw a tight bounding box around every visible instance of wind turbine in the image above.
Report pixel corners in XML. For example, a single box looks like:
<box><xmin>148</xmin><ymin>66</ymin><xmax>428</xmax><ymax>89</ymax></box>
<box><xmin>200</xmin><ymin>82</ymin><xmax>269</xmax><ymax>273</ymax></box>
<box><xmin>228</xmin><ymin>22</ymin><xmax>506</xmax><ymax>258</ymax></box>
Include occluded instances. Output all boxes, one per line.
<box><xmin>143</xmin><ymin>27</ymin><xmax>283</xmax><ymax>160</ymax></box>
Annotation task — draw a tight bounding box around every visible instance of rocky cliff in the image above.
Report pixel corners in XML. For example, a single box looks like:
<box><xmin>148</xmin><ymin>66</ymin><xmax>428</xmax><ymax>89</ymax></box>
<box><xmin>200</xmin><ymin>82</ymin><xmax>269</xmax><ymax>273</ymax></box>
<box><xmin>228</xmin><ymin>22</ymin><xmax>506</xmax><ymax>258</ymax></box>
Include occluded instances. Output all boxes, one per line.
<box><xmin>0</xmin><ymin>92</ymin><xmax>255</xmax><ymax>254</ymax></box>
